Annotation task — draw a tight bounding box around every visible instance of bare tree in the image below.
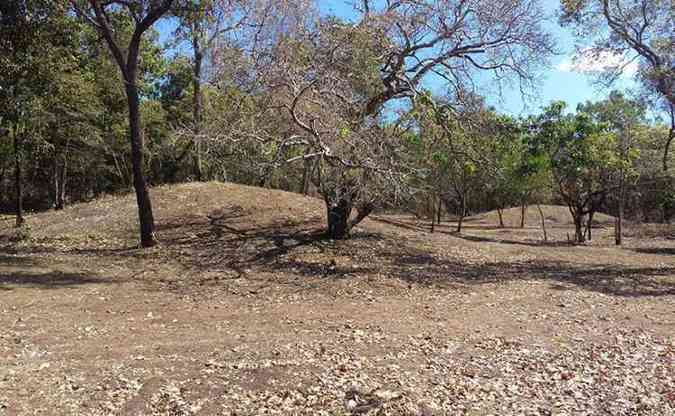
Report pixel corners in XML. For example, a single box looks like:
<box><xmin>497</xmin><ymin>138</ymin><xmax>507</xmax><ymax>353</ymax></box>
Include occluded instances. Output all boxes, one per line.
<box><xmin>71</xmin><ymin>0</ymin><xmax>176</xmax><ymax>247</ymax></box>
<box><xmin>357</xmin><ymin>0</ymin><xmax>555</xmax><ymax>114</ymax></box>
<box><xmin>250</xmin><ymin>0</ymin><xmax>554</xmax><ymax>238</ymax></box>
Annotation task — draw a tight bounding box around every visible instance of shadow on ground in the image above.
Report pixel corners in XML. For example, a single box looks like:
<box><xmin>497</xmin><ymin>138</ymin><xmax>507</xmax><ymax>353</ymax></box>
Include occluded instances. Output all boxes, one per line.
<box><xmin>7</xmin><ymin>208</ymin><xmax>675</xmax><ymax>298</ymax></box>
<box><xmin>151</xmin><ymin>209</ymin><xmax>675</xmax><ymax>298</ymax></box>
<box><xmin>631</xmin><ymin>247</ymin><xmax>675</xmax><ymax>256</ymax></box>
<box><xmin>0</xmin><ymin>255</ymin><xmax>109</xmax><ymax>290</ymax></box>
<box><xmin>0</xmin><ymin>270</ymin><xmax>107</xmax><ymax>289</ymax></box>
<box><xmin>385</xmin><ymin>252</ymin><xmax>675</xmax><ymax>297</ymax></box>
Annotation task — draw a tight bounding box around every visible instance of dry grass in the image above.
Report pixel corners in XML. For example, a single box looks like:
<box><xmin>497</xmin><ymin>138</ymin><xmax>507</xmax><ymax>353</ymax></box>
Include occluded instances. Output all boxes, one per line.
<box><xmin>0</xmin><ymin>182</ymin><xmax>673</xmax><ymax>415</ymax></box>
<box><xmin>469</xmin><ymin>204</ymin><xmax>615</xmax><ymax>228</ymax></box>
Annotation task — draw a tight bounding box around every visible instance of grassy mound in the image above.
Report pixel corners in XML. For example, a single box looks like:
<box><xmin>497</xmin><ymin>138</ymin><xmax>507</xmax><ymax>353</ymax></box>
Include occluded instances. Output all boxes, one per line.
<box><xmin>0</xmin><ymin>182</ymin><xmax>325</xmax><ymax>246</ymax></box>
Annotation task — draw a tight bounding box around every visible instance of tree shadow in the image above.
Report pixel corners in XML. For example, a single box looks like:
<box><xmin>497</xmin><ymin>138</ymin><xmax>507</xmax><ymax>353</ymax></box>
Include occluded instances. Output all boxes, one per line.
<box><xmin>9</xmin><ymin>207</ymin><xmax>673</xmax><ymax>298</ymax></box>
<box><xmin>384</xmin><ymin>252</ymin><xmax>675</xmax><ymax>297</ymax></box>
<box><xmin>631</xmin><ymin>247</ymin><xmax>675</xmax><ymax>256</ymax></box>
<box><xmin>0</xmin><ymin>254</ymin><xmax>111</xmax><ymax>290</ymax></box>
<box><xmin>103</xmin><ymin>209</ymin><xmax>675</xmax><ymax>297</ymax></box>
<box><xmin>0</xmin><ymin>270</ymin><xmax>109</xmax><ymax>290</ymax></box>
<box><xmin>156</xmin><ymin>209</ymin><xmax>380</xmax><ymax>281</ymax></box>
<box><xmin>445</xmin><ymin>232</ymin><xmax>573</xmax><ymax>248</ymax></box>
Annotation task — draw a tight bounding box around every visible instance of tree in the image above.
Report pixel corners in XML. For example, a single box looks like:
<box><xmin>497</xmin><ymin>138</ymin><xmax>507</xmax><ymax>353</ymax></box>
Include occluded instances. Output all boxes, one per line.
<box><xmin>578</xmin><ymin>91</ymin><xmax>644</xmax><ymax>245</ymax></box>
<box><xmin>71</xmin><ymin>0</ymin><xmax>176</xmax><ymax>247</ymax></box>
<box><xmin>560</xmin><ymin>0</ymin><xmax>674</xmax><ymax>170</ymax></box>
<box><xmin>172</xmin><ymin>0</ymin><xmax>248</xmax><ymax>180</ymax></box>
<box><xmin>250</xmin><ymin>0</ymin><xmax>554</xmax><ymax>239</ymax></box>
<box><xmin>0</xmin><ymin>0</ymin><xmax>71</xmax><ymax>226</ymax></box>
<box><xmin>535</xmin><ymin>102</ymin><xmax>620</xmax><ymax>243</ymax></box>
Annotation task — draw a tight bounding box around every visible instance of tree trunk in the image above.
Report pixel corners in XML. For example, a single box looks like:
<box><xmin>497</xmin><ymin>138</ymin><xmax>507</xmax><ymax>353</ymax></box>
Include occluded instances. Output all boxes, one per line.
<box><xmin>497</xmin><ymin>207</ymin><xmax>504</xmax><ymax>228</ymax></box>
<box><xmin>436</xmin><ymin>193</ymin><xmax>442</xmax><ymax>225</ymax></box>
<box><xmin>301</xmin><ymin>156</ymin><xmax>313</xmax><ymax>195</ymax></box>
<box><xmin>520</xmin><ymin>203</ymin><xmax>527</xmax><ymax>228</ymax></box>
<box><xmin>456</xmin><ymin>195</ymin><xmax>466</xmax><ymax>233</ymax></box>
<box><xmin>429</xmin><ymin>194</ymin><xmax>435</xmax><ymax>233</ymax></box>
<box><xmin>192</xmin><ymin>35</ymin><xmax>203</xmax><ymax>181</ymax></box>
<box><xmin>0</xmin><ymin>161</ymin><xmax>5</xmax><ymax>209</ymax></box>
<box><xmin>13</xmin><ymin>131</ymin><xmax>24</xmax><ymax>227</ymax></box>
<box><xmin>125</xmin><ymin>82</ymin><xmax>157</xmax><ymax>247</ymax></box>
<box><xmin>350</xmin><ymin>203</ymin><xmax>373</xmax><ymax>229</ymax></box>
<box><xmin>326</xmin><ymin>198</ymin><xmax>352</xmax><ymax>240</ymax></box>
<box><xmin>615</xmin><ymin>184</ymin><xmax>625</xmax><ymax>246</ymax></box>
<box><xmin>537</xmin><ymin>204</ymin><xmax>547</xmax><ymax>242</ymax></box>
<box><xmin>53</xmin><ymin>153</ymin><xmax>67</xmax><ymax>210</ymax></box>
<box><xmin>586</xmin><ymin>211</ymin><xmax>594</xmax><ymax>241</ymax></box>
<box><xmin>573</xmin><ymin>213</ymin><xmax>585</xmax><ymax>244</ymax></box>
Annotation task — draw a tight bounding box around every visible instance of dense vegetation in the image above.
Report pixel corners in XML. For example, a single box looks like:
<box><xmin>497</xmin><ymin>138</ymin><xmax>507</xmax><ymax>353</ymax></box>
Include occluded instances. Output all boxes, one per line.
<box><xmin>1</xmin><ymin>0</ymin><xmax>673</xmax><ymax>245</ymax></box>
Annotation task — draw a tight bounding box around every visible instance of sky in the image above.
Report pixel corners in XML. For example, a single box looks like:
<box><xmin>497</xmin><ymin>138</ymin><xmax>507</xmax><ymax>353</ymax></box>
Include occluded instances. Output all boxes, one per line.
<box><xmin>159</xmin><ymin>0</ymin><xmax>637</xmax><ymax>117</ymax></box>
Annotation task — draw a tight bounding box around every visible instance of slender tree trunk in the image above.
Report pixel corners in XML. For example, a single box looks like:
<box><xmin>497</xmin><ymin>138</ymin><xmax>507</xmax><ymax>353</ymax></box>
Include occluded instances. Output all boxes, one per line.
<box><xmin>615</xmin><ymin>203</ymin><xmax>624</xmax><ymax>245</ymax></box>
<box><xmin>520</xmin><ymin>203</ymin><xmax>527</xmax><ymax>228</ymax></box>
<box><xmin>326</xmin><ymin>197</ymin><xmax>352</xmax><ymax>240</ymax></box>
<box><xmin>125</xmin><ymin>82</ymin><xmax>157</xmax><ymax>247</ymax></box>
<box><xmin>13</xmin><ymin>131</ymin><xmax>24</xmax><ymax>227</ymax></box>
<box><xmin>53</xmin><ymin>158</ymin><xmax>60</xmax><ymax>208</ymax></box>
<box><xmin>586</xmin><ymin>211</ymin><xmax>594</xmax><ymax>241</ymax></box>
<box><xmin>456</xmin><ymin>195</ymin><xmax>466</xmax><ymax>233</ymax></box>
<box><xmin>615</xmin><ymin>179</ymin><xmax>625</xmax><ymax>245</ymax></box>
<box><xmin>497</xmin><ymin>207</ymin><xmax>504</xmax><ymax>228</ymax></box>
<box><xmin>53</xmin><ymin>152</ymin><xmax>67</xmax><ymax>210</ymax></box>
<box><xmin>429</xmin><ymin>194</ymin><xmax>435</xmax><ymax>233</ymax></box>
<box><xmin>0</xmin><ymin>161</ymin><xmax>5</xmax><ymax>209</ymax></box>
<box><xmin>57</xmin><ymin>156</ymin><xmax>67</xmax><ymax>209</ymax></box>
<box><xmin>192</xmin><ymin>35</ymin><xmax>203</xmax><ymax>181</ymax></box>
<box><xmin>436</xmin><ymin>193</ymin><xmax>442</xmax><ymax>225</ymax></box>
<box><xmin>537</xmin><ymin>204</ymin><xmax>547</xmax><ymax>242</ymax></box>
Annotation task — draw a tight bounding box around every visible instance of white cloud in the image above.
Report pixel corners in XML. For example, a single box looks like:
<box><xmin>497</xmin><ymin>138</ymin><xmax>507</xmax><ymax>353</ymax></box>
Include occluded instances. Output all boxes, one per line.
<box><xmin>556</xmin><ymin>49</ymin><xmax>638</xmax><ymax>76</ymax></box>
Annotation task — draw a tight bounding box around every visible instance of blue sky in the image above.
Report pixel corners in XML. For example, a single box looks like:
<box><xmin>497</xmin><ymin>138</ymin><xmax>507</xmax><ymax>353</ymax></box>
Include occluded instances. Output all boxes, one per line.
<box><xmin>159</xmin><ymin>0</ymin><xmax>636</xmax><ymax>116</ymax></box>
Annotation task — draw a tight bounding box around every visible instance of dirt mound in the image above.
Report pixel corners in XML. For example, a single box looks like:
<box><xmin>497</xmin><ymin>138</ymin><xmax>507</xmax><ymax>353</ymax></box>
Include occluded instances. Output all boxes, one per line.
<box><xmin>0</xmin><ymin>182</ymin><xmax>325</xmax><ymax>245</ymax></box>
<box><xmin>468</xmin><ymin>205</ymin><xmax>615</xmax><ymax>228</ymax></box>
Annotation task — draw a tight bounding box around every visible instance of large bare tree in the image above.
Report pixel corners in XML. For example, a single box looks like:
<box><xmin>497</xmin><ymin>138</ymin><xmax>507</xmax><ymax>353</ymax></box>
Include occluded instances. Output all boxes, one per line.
<box><xmin>71</xmin><ymin>0</ymin><xmax>175</xmax><ymax>247</ymax></box>
<box><xmin>247</xmin><ymin>0</ymin><xmax>554</xmax><ymax>239</ymax></box>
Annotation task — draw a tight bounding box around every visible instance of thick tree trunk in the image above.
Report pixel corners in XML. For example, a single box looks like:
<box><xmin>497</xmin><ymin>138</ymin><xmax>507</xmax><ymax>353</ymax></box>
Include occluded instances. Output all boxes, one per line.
<box><xmin>573</xmin><ymin>213</ymin><xmax>585</xmax><ymax>244</ymax></box>
<box><xmin>13</xmin><ymin>132</ymin><xmax>24</xmax><ymax>227</ymax></box>
<box><xmin>192</xmin><ymin>36</ymin><xmax>203</xmax><ymax>181</ymax></box>
<box><xmin>125</xmin><ymin>83</ymin><xmax>157</xmax><ymax>247</ymax></box>
<box><xmin>350</xmin><ymin>203</ymin><xmax>373</xmax><ymax>229</ymax></box>
<box><xmin>326</xmin><ymin>198</ymin><xmax>352</xmax><ymax>240</ymax></box>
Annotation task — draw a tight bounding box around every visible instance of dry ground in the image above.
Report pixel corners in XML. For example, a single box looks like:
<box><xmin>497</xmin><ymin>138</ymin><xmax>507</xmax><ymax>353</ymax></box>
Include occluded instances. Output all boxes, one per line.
<box><xmin>0</xmin><ymin>182</ymin><xmax>673</xmax><ymax>415</ymax></box>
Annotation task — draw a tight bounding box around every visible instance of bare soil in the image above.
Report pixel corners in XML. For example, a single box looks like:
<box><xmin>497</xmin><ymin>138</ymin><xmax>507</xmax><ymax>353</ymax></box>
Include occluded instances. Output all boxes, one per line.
<box><xmin>0</xmin><ymin>182</ymin><xmax>673</xmax><ymax>415</ymax></box>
